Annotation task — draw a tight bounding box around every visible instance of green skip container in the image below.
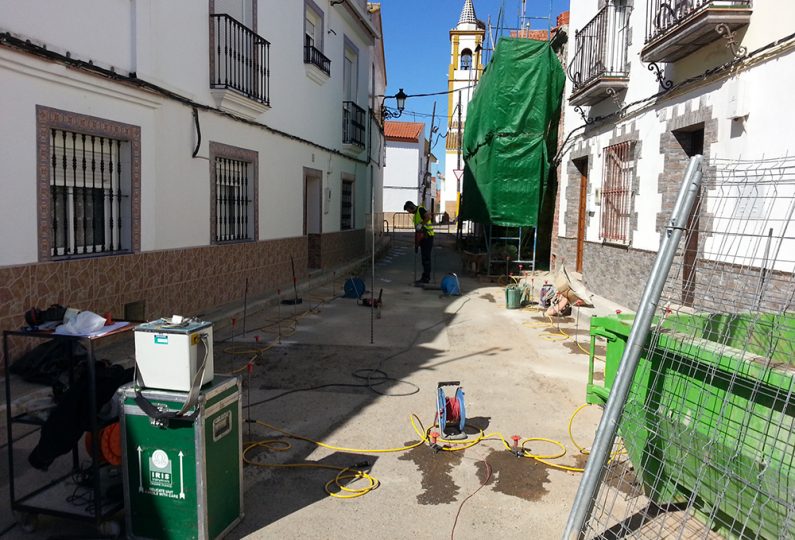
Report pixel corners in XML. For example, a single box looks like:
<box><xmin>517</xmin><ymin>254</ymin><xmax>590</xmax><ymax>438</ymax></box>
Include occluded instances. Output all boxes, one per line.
<box><xmin>587</xmin><ymin>312</ymin><xmax>795</xmax><ymax>539</ymax></box>
<box><xmin>119</xmin><ymin>376</ymin><xmax>243</xmax><ymax>540</ymax></box>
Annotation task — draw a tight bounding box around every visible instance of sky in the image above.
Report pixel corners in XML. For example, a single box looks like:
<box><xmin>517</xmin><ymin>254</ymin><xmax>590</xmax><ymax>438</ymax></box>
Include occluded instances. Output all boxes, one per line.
<box><xmin>380</xmin><ymin>0</ymin><xmax>570</xmax><ymax>174</ymax></box>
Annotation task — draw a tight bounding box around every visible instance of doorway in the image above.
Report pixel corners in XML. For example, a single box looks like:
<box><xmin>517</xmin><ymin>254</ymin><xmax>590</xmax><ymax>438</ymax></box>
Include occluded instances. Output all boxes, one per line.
<box><xmin>304</xmin><ymin>169</ymin><xmax>322</xmax><ymax>269</ymax></box>
<box><xmin>574</xmin><ymin>158</ymin><xmax>589</xmax><ymax>273</ymax></box>
<box><xmin>674</xmin><ymin>126</ymin><xmax>704</xmax><ymax>307</ymax></box>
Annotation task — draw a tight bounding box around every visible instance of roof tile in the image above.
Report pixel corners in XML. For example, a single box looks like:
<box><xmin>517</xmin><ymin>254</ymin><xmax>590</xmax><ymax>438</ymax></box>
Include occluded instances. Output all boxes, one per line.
<box><xmin>384</xmin><ymin>121</ymin><xmax>425</xmax><ymax>143</ymax></box>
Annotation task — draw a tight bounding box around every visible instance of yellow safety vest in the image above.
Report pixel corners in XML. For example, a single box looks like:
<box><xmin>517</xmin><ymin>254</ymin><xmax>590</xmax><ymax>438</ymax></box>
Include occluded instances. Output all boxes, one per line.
<box><xmin>413</xmin><ymin>207</ymin><xmax>435</xmax><ymax>237</ymax></box>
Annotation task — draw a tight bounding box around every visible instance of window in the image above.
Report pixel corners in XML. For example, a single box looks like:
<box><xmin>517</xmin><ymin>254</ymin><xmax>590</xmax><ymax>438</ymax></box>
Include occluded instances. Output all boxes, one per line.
<box><xmin>600</xmin><ymin>141</ymin><xmax>635</xmax><ymax>245</ymax></box>
<box><xmin>303</xmin><ymin>1</ymin><xmax>330</xmax><ymax>75</ymax></box>
<box><xmin>210</xmin><ymin>142</ymin><xmax>258</xmax><ymax>243</ymax></box>
<box><xmin>460</xmin><ymin>48</ymin><xmax>473</xmax><ymax>70</ymax></box>
<box><xmin>304</xmin><ymin>2</ymin><xmax>323</xmax><ymax>49</ymax></box>
<box><xmin>48</xmin><ymin>130</ymin><xmax>129</xmax><ymax>257</ymax></box>
<box><xmin>341</xmin><ymin>179</ymin><xmax>354</xmax><ymax>230</ymax></box>
<box><xmin>343</xmin><ymin>39</ymin><xmax>359</xmax><ymax>102</ymax></box>
<box><xmin>37</xmin><ymin>107</ymin><xmax>140</xmax><ymax>261</ymax></box>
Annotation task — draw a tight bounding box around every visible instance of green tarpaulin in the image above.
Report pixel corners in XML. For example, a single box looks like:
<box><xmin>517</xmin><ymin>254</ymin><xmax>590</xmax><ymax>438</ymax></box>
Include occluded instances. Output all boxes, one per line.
<box><xmin>459</xmin><ymin>38</ymin><xmax>565</xmax><ymax>227</ymax></box>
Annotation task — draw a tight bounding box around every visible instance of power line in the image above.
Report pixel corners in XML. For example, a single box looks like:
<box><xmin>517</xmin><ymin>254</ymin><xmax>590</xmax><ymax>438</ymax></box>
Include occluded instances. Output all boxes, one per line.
<box><xmin>378</xmin><ymin>84</ymin><xmax>477</xmax><ymax>100</ymax></box>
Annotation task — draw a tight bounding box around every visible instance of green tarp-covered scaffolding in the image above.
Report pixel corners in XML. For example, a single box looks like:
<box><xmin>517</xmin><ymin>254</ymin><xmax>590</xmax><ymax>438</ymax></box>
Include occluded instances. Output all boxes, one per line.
<box><xmin>459</xmin><ymin>37</ymin><xmax>565</xmax><ymax>268</ymax></box>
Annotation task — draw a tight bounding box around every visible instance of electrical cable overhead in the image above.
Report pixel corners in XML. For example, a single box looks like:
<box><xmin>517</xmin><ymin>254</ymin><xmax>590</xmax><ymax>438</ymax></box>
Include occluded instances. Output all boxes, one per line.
<box><xmin>378</xmin><ymin>84</ymin><xmax>477</xmax><ymax>100</ymax></box>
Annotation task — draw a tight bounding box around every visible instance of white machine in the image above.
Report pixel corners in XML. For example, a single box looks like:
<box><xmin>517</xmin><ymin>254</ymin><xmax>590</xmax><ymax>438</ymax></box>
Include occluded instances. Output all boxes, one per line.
<box><xmin>134</xmin><ymin>318</ymin><xmax>214</xmax><ymax>392</ymax></box>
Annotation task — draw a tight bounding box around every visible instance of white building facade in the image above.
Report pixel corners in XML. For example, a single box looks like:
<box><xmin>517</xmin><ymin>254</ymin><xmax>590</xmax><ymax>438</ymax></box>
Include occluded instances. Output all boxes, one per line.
<box><xmin>0</xmin><ymin>0</ymin><xmax>387</xmax><ymax>331</ymax></box>
<box><xmin>442</xmin><ymin>0</ymin><xmax>484</xmax><ymax>219</ymax></box>
<box><xmin>382</xmin><ymin>121</ymin><xmax>428</xmax><ymax>221</ymax></box>
<box><xmin>555</xmin><ymin>0</ymin><xmax>794</xmax><ymax>309</ymax></box>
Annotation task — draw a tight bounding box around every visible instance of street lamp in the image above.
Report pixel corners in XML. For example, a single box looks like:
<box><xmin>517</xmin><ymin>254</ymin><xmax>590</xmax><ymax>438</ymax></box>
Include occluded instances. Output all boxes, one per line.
<box><xmin>381</xmin><ymin>88</ymin><xmax>407</xmax><ymax>121</ymax></box>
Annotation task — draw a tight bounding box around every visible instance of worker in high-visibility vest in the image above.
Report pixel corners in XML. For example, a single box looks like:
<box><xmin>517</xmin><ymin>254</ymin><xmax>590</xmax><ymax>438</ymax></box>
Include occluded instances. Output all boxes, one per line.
<box><xmin>404</xmin><ymin>200</ymin><xmax>435</xmax><ymax>285</ymax></box>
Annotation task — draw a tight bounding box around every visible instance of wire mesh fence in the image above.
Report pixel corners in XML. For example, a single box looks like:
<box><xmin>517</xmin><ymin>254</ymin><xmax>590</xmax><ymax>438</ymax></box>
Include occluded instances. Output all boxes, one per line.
<box><xmin>572</xmin><ymin>156</ymin><xmax>795</xmax><ymax>539</ymax></box>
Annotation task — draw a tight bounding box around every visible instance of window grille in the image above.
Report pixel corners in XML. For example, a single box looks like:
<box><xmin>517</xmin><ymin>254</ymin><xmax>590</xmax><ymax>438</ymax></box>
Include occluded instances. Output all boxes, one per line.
<box><xmin>50</xmin><ymin>129</ymin><xmax>126</xmax><ymax>257</ymax></box>
<box><xmin>341</xmin><ymin>180</ymin><xmax>354</xmax><ymax>230</ymax></box>
<box><xmin>215</xmin><ymin>157</ymin><xmax>252</xmax><ymax>242</ymax></box>
<box><xmin>600</xmin><ymin>141</ymin><xmax>635</xmax><ymax>244</ymax></box>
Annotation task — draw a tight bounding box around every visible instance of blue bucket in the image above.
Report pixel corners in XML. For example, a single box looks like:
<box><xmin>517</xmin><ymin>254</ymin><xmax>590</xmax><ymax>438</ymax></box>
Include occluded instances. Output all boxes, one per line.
<box><xmin>343</xmin><ymin>277</ymin><xmax>366</xmax><ymax>298</ymax></box>
<box><xmin>440</xmin><ymin>274</ymin><xmax>461</xmax><ymax>296</ymax></box>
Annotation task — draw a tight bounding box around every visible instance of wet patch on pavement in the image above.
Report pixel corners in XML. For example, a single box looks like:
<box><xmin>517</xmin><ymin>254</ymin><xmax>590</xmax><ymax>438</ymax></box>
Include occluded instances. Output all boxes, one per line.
<box><xmin>476</xmin><ymin>450</ymin><xmax>550</xmax><ymax>501</ymax></box>
<box><xmin>480</xmin><ymin>293</ymin><xmax>496</xmax><ymax>303</ymax></box>
<box><xmin>398</xmin><ymin>441</ymin><xmax>463</xmax><ymax>505</ymax></box>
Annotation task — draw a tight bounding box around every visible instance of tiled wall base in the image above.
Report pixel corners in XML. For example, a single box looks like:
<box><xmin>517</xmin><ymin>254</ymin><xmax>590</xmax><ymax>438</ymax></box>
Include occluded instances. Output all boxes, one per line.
<box><xmin>0</xmin><ymin>237</ymin><xmax>314</xmax><ymax>363</ymax></box>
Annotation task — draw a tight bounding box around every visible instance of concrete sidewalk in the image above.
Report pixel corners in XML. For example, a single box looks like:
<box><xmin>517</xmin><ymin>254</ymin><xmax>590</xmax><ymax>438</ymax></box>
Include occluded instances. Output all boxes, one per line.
<box><xmin>0</xmin><ymin>232</ymin><xmax>629</xmax><ymax>539</ymax></box>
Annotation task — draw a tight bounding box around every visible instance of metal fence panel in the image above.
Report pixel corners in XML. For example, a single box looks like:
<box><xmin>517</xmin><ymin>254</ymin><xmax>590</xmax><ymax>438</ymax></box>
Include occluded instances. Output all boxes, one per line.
<box><xmin>568</xmin><ymin>156</ymin><xmax>795</xmax><ymax>539</ymax></box>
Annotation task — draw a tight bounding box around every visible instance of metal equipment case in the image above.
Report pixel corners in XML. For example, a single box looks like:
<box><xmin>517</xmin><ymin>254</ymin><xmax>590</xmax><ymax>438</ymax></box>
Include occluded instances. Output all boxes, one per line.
<box><xmin>134</xmin><ymin>319</ymin><xmax>214</xmax><ymax>392</ymax></box>
<box><xmin>119</xmin><ymin>376</ymin><xmax>242</xmax><ymax>540</ymax></box>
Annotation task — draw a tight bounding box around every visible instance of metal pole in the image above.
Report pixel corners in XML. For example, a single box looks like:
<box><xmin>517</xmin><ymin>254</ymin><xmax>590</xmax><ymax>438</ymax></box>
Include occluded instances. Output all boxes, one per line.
<box><xmin>243</xmin><ymin>277</ymin><xmax>249</xmax><ymax>338</ymax></box>
<box><xmin>371</xmin><ymin>164</ymin><xmax>375</xmax><ymax>345</ymax></box>
<box><xmin>563</xmin><ymin>155</ymin><xmax>704</xmax><ymax>539</ymax></box>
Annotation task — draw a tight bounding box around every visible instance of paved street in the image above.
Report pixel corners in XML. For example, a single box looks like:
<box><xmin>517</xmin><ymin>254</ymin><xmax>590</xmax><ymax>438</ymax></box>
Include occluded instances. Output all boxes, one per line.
<box><xmin>1</xmin><ymin>232</ymin><xmax>628</xmax><ymax>539</ymax></box>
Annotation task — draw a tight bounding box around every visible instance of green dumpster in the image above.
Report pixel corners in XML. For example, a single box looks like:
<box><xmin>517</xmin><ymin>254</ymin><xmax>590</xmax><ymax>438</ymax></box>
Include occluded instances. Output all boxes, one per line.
<box><xmin>587</xmin><ymin>312</ymin><xmax>795</xmax><ymax>539</ymax></box>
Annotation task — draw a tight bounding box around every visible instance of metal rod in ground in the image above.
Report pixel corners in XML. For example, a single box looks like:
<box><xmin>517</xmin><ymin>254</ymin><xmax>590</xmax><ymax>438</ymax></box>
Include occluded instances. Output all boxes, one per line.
<box><xmin>291</xmin><ymin>255</ymin><xmax>299</xmax><ymax>315</ymax></box>
<box><xmin>432</xmin><ymin>244</ymin><xmax>437</xmax><ymax>283</ymax></box>
<box><xmin>563</xmin><ymin>154</ymin><xmax>705</xmax><ymax>539</ymax></box>
<box><xmin>243</xmin><ymin>277</ymin><xmax>249</xmax><ymax>338</ymax></box>
<box><xmin>277</xmin><ymin>290</ymin><xmax>282</xmax><ymax>344</ymax></box>
<box><xmin>413</xmin><ymin>248</ymin><xmax>417</xmax><ymax>283</ymax></box>
<box><xmin>247</xmin><ymin>364</ymin><xmax>252</xmax><ymax>440</ymax></box>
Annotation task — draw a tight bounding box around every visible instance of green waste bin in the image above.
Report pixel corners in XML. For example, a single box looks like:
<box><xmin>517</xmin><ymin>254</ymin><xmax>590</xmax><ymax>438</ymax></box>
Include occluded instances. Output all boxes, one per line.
<box><xmin>120</xmin><ymin>376</ymin><xmax>243</xmax><ymax>540</ymax></box>
<box><xmin>587</xmin><ymin>313</ymin><xmax>795</xmax><ymax>539</ymax></box>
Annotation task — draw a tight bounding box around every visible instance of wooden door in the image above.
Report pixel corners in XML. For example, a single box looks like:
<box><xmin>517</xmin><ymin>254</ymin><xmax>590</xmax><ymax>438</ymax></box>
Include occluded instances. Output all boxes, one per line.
<box><xmin>576</xmin><ymin>163</ymin><xmax>588</xmax><ymax>273</ymax></box>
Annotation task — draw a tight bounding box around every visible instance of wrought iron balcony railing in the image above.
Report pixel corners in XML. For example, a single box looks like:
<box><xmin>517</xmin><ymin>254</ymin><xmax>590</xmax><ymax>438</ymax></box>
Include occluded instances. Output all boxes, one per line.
<box><xmin>646</xmin><ymin>0</ymin><xmax>751</xmax><ymax>43</ymax></box>
<box><xmin>343</xmin><ymin>101</ymin><xmax>366</xmax><ymax>147</ymax></box>
<box><xmin>210</xmin><ymin>14</ymin><xmax>270</xmax><ymax>105</ymax></box>
<box><xmin>567</xmin><ymin>1</ymin><xmax>631</xmax><ymax>105</ymax></box>
<box><xmin>304</xmin><ymin>44</ymin><xmax>331</xmax><ymax>76</ymax></box>
<box><xmin>642</xmin><ymin>0</ymin><xmax>753</xmax><ymax>62</ymax></box>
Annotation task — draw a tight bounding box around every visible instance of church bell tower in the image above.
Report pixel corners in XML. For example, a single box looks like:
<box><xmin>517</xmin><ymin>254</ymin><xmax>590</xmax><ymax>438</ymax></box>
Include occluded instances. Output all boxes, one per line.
<box><xmin>442</xmin><ymin>0</ymin><xmax>485</xmax><ymax>218</ymax></box>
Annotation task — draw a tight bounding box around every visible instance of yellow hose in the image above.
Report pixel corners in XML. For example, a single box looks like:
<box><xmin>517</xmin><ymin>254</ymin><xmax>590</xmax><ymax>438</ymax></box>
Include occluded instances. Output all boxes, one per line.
<box><xmin>241</xmin><ymin>406</ymin><xmax>613</xmax><ymax>497</ymax></box>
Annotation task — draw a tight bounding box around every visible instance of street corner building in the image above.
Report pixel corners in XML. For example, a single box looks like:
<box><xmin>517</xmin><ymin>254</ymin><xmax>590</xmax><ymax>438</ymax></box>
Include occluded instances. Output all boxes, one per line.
<box><xmin>0</xmin><ymin>0</ymin><xmax>389</xmax><ymax>345</ymax></box>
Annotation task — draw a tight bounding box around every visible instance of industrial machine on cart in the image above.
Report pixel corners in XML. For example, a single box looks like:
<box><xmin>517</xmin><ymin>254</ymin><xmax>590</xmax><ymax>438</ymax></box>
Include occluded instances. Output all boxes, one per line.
<box><xmin>120</xmin><ymin>318</ymin><xmax>242</xmax><ymax>540</ymax></box>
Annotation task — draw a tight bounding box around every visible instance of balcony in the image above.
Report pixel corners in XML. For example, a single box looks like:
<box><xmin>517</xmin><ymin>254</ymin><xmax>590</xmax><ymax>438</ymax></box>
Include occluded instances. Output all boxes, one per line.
<box><xmin>342</xmin><ymin>101</ymin><xmax>366</xmax><ymax>148</ymax></box>
<box><xmin>304</xmin><ymin>44</ymin><xmax>331</xmax><ymax>77</ymax></box>
<box><xmin>210</xmin><ymin>14</ymin><xmax>270</xmax><ymax>118</ymax></box>
<box><xmin>568</xmin><ymin>1</ymin><xmax>631</xmax><ymax>107</ymax></box>
<box><xmin>642</xmin><ymin>0</ymin><xmax>752</xmax><ymax>63</ymax></box>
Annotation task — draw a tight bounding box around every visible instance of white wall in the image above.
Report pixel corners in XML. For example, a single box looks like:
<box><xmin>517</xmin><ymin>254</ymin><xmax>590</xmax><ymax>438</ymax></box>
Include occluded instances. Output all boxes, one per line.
<box><xmin>383</xmin><ymin>141</ymin><xmax>421</xmax><ymax>212</ymax></box>
<box><xmin>558</xmin><ymin>0</ymin><xmax>795</xmax><ymax>253</ymax></box>
<box><xmin>0</xmin><ymin>0</ymin><xmax>383</xmax><ymax>266</ymax></box>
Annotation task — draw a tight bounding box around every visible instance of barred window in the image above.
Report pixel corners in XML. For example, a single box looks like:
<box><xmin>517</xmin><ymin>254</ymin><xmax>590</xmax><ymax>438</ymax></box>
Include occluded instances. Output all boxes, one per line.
<box><xmin>600</xmin><ymin>141</ymin><xmax>635</xmax><ymax>245</ymax></box>
<box><xmin>50</xmin><ymin>129</ymin><xmax>128</xmax><ymax>257</ymax></box>
<box><xmin>215</xmin><ymin>157</ymin><xmax>253</xmax><ymax>242</ymax></box>
<box><xmin>341</xmin><ymin>179</ymin><xmax>354</xmax><ymax>230</ymax></box>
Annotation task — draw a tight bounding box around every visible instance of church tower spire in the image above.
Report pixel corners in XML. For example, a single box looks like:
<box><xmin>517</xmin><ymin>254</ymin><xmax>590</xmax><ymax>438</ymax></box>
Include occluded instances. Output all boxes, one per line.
<box><xmin>458</xmin><ymin>0</ymin><xmax>477</xmax><ymax>26</ymax></box>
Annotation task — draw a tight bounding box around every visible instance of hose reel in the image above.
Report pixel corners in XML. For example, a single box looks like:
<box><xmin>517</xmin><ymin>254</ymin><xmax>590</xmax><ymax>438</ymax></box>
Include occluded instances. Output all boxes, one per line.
<box><xmin>436</xmin><ymin>381</ymin><xmax>467</xmax><ymax>440</ymax></box>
